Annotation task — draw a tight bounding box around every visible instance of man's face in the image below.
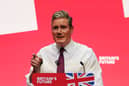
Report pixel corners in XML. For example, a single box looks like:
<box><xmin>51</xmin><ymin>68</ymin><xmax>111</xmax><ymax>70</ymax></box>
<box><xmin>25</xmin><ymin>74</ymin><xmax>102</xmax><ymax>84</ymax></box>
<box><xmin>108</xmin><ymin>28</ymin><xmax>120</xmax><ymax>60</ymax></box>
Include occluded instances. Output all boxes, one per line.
<box><xmin>51</xmin><ymin>18</ymin><xmax>73</xmax><ymax>47</ymax></box>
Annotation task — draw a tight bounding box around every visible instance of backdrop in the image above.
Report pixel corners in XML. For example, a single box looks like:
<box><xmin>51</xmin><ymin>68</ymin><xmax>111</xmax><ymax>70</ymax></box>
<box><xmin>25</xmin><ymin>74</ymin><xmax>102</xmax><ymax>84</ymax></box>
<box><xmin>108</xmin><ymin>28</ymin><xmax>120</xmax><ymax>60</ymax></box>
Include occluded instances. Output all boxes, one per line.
<box><xmin>0</xmin><ymin>0</ymin><xmax>129</xmax><ymax>86</ymax></box>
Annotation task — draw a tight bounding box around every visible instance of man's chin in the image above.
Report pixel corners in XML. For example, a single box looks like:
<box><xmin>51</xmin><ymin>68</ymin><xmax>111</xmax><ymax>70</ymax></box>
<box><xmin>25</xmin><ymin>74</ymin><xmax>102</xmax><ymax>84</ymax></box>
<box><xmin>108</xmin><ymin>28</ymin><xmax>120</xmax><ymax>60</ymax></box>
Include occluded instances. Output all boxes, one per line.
<box><xmin>55</xmin><ymin>41</ymin><xmax>65</xmax><ymax>47</ymax></box>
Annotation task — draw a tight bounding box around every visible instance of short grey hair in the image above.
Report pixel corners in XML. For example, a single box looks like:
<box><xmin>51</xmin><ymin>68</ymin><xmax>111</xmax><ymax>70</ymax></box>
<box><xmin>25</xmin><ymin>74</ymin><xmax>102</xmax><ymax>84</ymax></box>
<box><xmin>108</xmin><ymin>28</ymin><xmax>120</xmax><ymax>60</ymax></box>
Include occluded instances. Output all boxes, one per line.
<box><xmin>51</xmin><ymin>10</ymin><xmax>73</xmax><ymax>28</ymax></box>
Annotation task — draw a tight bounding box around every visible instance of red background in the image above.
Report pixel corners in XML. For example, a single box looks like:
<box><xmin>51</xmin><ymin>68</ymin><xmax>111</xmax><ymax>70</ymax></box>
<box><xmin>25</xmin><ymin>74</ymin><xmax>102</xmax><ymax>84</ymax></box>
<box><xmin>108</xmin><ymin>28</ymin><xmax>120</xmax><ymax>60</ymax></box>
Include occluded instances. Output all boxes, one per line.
<box><xmin>0</xmin><ymin>0</ymin><xmax>129</xmax><ymax>86</ymax></box>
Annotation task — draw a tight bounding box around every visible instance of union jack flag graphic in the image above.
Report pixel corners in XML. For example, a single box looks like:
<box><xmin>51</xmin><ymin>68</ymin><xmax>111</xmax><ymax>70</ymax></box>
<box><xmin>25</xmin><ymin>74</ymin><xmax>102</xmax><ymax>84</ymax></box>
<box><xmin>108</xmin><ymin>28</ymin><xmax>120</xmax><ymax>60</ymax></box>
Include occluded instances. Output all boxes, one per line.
<box><xmin>65</xmin><ymin>73</ymin><xmax>95</xmax><ymax>86</ymax></box>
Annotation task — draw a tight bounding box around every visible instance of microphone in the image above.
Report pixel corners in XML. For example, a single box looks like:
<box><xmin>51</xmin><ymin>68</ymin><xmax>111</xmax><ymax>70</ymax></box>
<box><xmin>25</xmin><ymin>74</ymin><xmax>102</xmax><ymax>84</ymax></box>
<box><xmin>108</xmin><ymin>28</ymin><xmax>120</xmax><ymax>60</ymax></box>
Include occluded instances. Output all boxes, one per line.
<box><xmin>55</xmin><ymin>60</ymin><xmax>60</xmax><ymax>66</ymax></box>
<box><xmin>80</xmin><ymin>61</ymin><xmax>85</xmax><ymax>73</ymax></box>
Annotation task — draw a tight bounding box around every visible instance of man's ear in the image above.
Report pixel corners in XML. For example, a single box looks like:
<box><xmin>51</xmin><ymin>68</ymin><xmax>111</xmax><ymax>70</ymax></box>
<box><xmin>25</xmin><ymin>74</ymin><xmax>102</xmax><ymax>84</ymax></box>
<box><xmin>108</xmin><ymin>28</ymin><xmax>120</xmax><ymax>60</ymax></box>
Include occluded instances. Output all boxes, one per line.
<box><xmin>70</xmin><ymin>26</ymin><xmax>74</xmax><ymax>34</ymax></box>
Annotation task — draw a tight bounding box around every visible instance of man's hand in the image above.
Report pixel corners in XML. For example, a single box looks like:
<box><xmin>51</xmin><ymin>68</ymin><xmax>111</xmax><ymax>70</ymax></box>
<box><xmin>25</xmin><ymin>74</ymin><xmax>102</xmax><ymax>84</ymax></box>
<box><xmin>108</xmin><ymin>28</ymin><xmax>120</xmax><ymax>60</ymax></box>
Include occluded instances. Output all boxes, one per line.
<box><xmin>31</xmin><ymin>54</ymin><xmax>42</xmax><ymax>73</ymax></box>
<box><xmin>29</xmin><ymin>54</ymin><xmax>42</xmax><ymax>83</ymax></box>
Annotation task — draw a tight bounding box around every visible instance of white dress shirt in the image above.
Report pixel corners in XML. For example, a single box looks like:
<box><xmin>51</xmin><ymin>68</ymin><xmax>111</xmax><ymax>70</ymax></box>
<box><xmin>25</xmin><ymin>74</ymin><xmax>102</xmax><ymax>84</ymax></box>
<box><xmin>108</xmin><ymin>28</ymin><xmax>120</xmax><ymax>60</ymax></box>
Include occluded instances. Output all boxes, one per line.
<box><xmin>26</xmin><ymin>40</ymin><xmax>103</xmax><ymax>86</ymax></box>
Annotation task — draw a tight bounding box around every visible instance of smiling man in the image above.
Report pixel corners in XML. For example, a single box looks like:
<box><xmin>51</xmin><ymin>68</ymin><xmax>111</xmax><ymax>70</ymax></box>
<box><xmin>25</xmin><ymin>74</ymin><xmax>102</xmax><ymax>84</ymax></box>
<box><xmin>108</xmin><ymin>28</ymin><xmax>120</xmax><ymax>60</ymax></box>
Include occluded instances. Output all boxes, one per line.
<box><xmin>26</xmin><ymin>10</ymin><xmax>103</xmax><ymax>86</ymax></box>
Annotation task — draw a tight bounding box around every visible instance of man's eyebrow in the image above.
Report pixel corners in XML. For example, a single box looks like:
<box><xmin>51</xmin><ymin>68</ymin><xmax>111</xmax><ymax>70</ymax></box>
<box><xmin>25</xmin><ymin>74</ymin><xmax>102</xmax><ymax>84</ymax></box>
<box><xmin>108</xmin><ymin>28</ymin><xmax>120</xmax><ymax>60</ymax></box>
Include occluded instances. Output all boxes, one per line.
<box><xmin>61</xmin><ymin>25</ymin><xmax>67</xmax><ymax>27</ymax></box>
<box><xmin>52</xmin><ymin>26</ymin><xmax>58</xmax><ymax>29</ymax></box>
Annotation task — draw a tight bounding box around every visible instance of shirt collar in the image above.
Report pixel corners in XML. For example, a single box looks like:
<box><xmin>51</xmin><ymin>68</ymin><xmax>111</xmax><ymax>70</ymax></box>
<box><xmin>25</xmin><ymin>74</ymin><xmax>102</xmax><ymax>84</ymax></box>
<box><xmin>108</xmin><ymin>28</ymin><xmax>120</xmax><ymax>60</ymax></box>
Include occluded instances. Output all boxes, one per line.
<box><xmin>64</xmin><ymin>39</ymin><xmax>75</xmax><ymax>53</ymax></box>
<box><xmin>55</xmin><ymin>39</ymin><xmax>75</xmax><ymax>53</ymax></box>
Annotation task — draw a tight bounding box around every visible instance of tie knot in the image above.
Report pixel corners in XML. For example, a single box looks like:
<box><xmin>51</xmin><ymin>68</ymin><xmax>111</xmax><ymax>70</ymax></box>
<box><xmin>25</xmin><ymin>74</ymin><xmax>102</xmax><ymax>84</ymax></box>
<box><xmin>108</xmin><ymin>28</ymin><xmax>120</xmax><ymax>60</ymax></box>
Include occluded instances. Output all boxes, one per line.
<box><xmin>60</xmin><ymin>47</ymin><xmax>65</xmax><ymax>53</ymax></box>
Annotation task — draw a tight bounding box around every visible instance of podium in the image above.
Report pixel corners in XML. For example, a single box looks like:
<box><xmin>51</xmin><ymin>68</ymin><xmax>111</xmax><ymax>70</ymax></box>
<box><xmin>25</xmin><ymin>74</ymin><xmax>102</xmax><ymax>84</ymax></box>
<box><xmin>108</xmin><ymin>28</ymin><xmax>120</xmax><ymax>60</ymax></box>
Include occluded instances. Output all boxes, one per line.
<box><xmin>32</xmin><ymin>73</ymin><xmax>95</xmax><ymax>86</ymax></box>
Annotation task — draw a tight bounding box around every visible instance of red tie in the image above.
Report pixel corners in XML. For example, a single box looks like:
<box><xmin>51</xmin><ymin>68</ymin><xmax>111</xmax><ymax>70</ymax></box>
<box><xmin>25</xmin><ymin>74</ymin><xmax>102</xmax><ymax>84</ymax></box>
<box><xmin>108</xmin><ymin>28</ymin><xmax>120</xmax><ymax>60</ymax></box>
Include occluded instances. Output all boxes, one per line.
<box><xmin>57</xmin><ymin>47</ymin><xmax>65</xmax><ymax>73</ymax></box>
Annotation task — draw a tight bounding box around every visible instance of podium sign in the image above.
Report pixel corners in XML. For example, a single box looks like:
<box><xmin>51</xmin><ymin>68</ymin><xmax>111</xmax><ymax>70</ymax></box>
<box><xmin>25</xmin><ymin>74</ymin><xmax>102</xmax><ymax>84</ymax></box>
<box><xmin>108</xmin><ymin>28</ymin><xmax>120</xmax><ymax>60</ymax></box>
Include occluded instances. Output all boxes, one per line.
<box><xmin>32</xmin><ymin>73</ymin><xmax>95</xmax><ymax>86</ymax></box>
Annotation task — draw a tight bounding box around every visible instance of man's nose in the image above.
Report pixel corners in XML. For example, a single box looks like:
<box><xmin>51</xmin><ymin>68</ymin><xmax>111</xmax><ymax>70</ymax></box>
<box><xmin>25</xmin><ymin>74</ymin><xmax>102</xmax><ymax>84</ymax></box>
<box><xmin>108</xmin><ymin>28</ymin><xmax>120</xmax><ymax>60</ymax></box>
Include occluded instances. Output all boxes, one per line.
<box><xmin>57</xmin><ymin>28</ymin><xmax>62</xmax><ymax>33</ymax></box>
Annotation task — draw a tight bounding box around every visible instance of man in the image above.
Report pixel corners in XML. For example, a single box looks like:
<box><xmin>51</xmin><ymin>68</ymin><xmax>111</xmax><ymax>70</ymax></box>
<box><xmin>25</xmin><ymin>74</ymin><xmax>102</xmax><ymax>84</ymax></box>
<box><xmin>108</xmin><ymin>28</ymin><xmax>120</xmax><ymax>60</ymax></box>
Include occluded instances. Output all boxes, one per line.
<box><xmin>26</xmin><ymin>10</ymin><xmax>103</xmax><ymax>86</ymax></box>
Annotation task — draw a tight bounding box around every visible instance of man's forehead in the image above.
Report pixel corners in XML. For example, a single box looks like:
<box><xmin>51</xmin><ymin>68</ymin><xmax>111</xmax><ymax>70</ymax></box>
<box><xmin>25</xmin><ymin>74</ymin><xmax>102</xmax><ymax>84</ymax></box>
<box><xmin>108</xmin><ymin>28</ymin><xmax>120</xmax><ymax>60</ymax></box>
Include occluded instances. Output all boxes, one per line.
<box><xmin>52</xmin><ymin>18</ymin><xmax>69</xmax><ymax>25</ymax></box>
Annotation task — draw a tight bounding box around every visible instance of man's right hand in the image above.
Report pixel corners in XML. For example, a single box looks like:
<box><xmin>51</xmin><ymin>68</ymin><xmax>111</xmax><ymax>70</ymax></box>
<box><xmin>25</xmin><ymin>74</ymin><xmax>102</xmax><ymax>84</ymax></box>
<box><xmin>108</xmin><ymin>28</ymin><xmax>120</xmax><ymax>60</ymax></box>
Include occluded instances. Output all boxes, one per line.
<box><xmin>31</xmin><ymin>54</ymin><xmax>42</xmax><ymax>73</ymax></box>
